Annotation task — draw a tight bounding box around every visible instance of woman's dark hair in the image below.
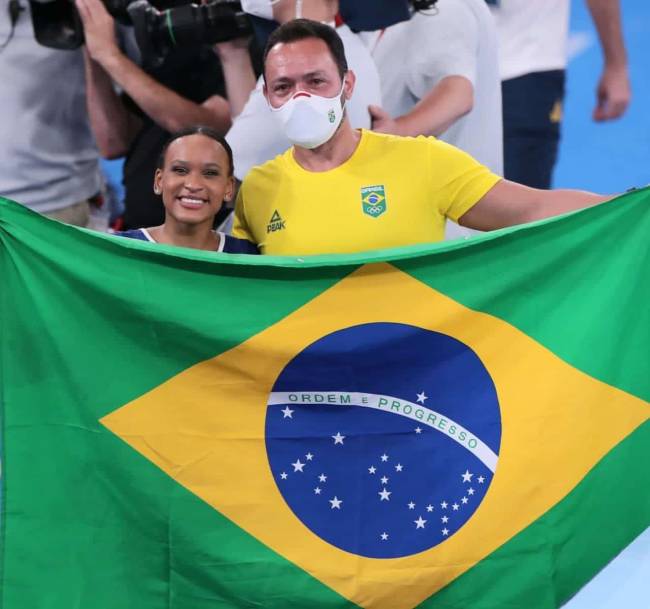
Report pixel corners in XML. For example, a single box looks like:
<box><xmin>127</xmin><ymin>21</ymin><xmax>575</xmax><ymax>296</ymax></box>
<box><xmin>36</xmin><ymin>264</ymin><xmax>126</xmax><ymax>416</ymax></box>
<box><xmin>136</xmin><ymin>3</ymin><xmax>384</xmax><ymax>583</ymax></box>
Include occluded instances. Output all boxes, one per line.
<box><xmin>156</xmin><ymin>126</ymin><xmax>234</xmax><ymax>176</ymax></box>
<box><xmin>263</xmin><ymin>19</ymin><xmax>348</xmax><ymax>81</ymax></box>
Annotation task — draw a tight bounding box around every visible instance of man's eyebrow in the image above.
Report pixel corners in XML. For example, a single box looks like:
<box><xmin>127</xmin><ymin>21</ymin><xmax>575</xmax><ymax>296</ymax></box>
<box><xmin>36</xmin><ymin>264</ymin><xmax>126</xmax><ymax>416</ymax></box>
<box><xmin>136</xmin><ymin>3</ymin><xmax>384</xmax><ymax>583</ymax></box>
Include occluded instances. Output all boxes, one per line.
<box><xmin>270</xmin><ymin>76</ymin><xmax>294</xmax><ymax>85</ymax></box>
<box><xmin>270</xmin><ymin>70</ymin><xmax>329</xmax><ymax>85</ymax></box>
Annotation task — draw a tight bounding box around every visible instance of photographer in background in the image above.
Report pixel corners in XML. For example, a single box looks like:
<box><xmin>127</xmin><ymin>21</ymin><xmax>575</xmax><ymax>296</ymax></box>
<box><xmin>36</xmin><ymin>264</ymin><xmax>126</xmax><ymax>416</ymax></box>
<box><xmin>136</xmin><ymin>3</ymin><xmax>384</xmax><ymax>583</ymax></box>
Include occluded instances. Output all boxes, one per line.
<box><xmin>77</xmin><ymin>0</ymin><xmax>245</xmax><ymax>229</ymax></box>
<box><xmin>0</xmin><ymin>0</ymin><xmax>101</xmax><ymax>226</ymax></box>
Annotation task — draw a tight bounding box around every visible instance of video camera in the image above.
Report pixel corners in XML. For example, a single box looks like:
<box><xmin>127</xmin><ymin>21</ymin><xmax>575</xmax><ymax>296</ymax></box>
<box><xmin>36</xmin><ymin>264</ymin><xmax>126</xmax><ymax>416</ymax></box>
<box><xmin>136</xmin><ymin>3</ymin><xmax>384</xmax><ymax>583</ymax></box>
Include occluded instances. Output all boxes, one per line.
<box><xmin>29</xmin><ymin>0</ymin><xmax>252</xmax><ymax>65</ymax></box>
<box><xmin>28</xmin><ymin>0</ymin><xmax>439</xmax><ymax>66</ymax></box>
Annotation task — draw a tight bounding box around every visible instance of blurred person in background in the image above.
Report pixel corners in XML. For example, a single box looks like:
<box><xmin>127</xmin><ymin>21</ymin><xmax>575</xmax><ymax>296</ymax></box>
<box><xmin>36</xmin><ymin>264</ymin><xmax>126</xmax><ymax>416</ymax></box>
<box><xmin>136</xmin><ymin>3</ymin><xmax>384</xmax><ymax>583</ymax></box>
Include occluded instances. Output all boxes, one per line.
<box><xmin>365</xmin><ymin>0</ymin><xmax>502</xmax><ymax>239</ymax></box>
<box><xmin>490</xmin><ymin>0</ymin><xmax>630</xmax><ymax>189</ymax></box>
<box><xmin>224</xmin><ymin>0</ymin><xmax>381</xmax><ymax>183</ymax></box>
<box><xmin>76</xmin><ymin>0</ymin><xmax>244</xmax><ymax>230</ymax></box>
<box><xmin>0</xmin><ymin>0</ymin><xmax>101</xmax><ymax>226</ymax></box>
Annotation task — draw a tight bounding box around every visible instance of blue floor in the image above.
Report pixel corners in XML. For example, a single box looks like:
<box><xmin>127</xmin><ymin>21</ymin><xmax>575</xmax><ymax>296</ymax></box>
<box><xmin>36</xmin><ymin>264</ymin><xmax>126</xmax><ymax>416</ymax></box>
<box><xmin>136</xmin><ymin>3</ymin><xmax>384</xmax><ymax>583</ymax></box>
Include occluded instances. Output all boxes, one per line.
<box><xmin>555</xmin><ymin>0</ymin><xmax>650</xmax><ymax>193</ymax></box>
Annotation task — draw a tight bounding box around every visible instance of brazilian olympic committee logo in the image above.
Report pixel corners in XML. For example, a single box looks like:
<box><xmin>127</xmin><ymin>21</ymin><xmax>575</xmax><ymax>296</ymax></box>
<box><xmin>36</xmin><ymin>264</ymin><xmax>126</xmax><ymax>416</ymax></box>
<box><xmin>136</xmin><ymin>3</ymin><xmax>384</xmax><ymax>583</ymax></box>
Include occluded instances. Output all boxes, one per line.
<box><xmin>361</xmin><ymin>185</ymin><xmax>387</xmax><ymax>218</ymax></box>
<box><xmin>265</xmin><ymin>323</ymin><xmax>502</xmax><ymax>559</ymax></box>
<box><xmin>328</xmin><ymin>108</ymin><xmax>336</xmax><ymax>123</ymax></box>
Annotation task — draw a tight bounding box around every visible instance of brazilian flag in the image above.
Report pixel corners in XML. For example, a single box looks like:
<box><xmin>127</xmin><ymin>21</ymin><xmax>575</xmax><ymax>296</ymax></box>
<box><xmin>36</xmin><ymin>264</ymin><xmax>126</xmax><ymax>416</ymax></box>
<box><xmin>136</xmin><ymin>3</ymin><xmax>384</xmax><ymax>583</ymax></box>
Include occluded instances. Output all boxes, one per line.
<box><xmin>0</xmin><ymin>191</ymin><xmax>648</xmax><ymax>609</ymax></box>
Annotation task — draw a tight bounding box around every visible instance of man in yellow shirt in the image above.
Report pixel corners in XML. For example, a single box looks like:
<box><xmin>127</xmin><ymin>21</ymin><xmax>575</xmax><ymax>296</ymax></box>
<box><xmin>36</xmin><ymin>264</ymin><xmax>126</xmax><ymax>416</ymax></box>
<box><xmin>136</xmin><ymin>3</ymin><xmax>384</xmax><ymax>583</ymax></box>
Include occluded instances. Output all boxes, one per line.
<box><xmin>233</xmin><ymin>18</ymin><xmax>609</xmax><ymax>256</ymax></box>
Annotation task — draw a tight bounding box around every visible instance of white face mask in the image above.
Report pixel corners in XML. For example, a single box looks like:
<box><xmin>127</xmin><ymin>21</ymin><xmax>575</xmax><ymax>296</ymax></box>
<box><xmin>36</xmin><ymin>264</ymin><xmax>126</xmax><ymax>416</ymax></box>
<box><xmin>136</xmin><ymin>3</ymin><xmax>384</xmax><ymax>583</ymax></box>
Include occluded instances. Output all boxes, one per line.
<box><xmin>270</xmin><ymin>82</ymin><xmax>346</xmax><ymax>149</ymax></box>
<box><xmin>240</xmin><ymin>0</ymin><xmax>303</xmax><ymax>20</ymax></box>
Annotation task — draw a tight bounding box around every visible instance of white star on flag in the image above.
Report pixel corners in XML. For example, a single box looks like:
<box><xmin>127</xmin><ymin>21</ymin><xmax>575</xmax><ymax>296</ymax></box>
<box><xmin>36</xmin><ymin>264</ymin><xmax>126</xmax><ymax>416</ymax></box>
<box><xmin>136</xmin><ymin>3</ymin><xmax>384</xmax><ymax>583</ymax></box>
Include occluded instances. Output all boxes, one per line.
<box><xmin>380</xmin><ymin>532</ymin><xmax>389</xmax><ymax>541</ymax></box>
<box><xmin>280</xmin><ymin>472</ymin><xmax>288</xmax><ymax>480</ymax></box>
<box><xmin>314</xmin><ymin>487</ymin><xmax>321</xmax><ymax>494</ymax></box>
<box><xmin>478</xmin><ymin>476</ymin><xmax>485</xmax><ymax>483</ymax></box>
<box><xmin>442</xmin><ymin>528</ymin><xmax>449</xmax><ymax>536</ymax></box>
<box><xmin>415</xmin><ymin>427</ymin><xmax>422</xmax><ymax>434</ymax></box>
<box><xmin>368</xmin><ymin>466</ymin><xmax>376</xmax><ymax>474</ymax></box>
<box><xmin>461</xmin><ymin>497</ymin><xmax>468</xmax><ymax>504</ymax></box>
<box><xmin>395</xmin><ymin>463</ymin><xmax>403</xmax><ymax>472</ymax></box>
<box><xmin>305</xmin><ymin>452</ymin><xmax>314</xmax><ymax>461</ymax></box>
<box><xmin>416</xmin><ymin>391</ymin><xmax>428</xmax><ymax>404</ymax></box>
<box><xmin>329</xmin><ymin>496</ymin><xmax>342</xmax><ymax>509</ymax></box>
<box><xmin>414</xmin><ymin>516</ymin><xmax>427</xmax><ymax>529</ymax></box>
<box><xmin>332</xmin><ymin>432</ymin><xmax>345</xmax><ymax>445</ymax></box>
<box><xmin>318</xmin><ymin>473</ymin><xmax>327</xmax><ymax>482</ymax></box>
<box><xmin>452</xmin><ymin>503</ymin><xmax>459</xmax><ymax>511</ymax></box>
<box><xmin>468</xmin><ymin>488</ymin><xmax>475</xmax><ymax>495</ymax></box>
<box><xmin>380</xmin><ymin>453</ymin><xmax>389</xmax><ymax>462</ymax></box>
<box><xmin>380</xmin><ymin>476</ymin><xmax>389</xmax><ymax>484</ymax></box>
<box><xmin>292</xmin><ymin>459</ymin><xmax>305</xmax><ymax>473</ymax></box>
<box><xmin>462</xmin><ymin>470</ymin><xmax>473</xmax><ymax>483</ymax></box>
<box><xmin>440</xmin><ymin>501</ymin><xmax>448</xmax><ymax>509</ymax></box>
<box><xmin>408</xmin><ymin>502</ymin><xmax>416</xmax><ymax>510</ymax></box>
<box><xmin>378</xmin><ymin>488</ymin><xmax>391</xmax><ymax>501</ymax></box>
<box><xmin>441</xmin><ymin>516</ymin><xmax>449</xmax><ymax>523</ymax></box>
<box><xmin>281</xmin><ymin>406</ymin><xmax>294</xmax><ymax>418</ymax></box>
<box><xmin>426</xmin><ymin>504</ymin><xmax>434</xmax><ymax>512</ymax></box>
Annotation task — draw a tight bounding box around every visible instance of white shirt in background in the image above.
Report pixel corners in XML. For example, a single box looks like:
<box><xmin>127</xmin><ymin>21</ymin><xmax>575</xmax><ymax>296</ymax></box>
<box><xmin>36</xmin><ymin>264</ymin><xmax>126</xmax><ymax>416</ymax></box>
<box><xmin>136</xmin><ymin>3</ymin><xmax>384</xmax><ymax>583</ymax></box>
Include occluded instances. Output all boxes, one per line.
<box><xmin>489</xmin><ymin>0</ymin><xmax>570</xmax><ymax>81</ymax></box>
<box><xmin>370</xmin><ymin>0</ymin><xmax>503</xmax><ymax>176</ymax></box>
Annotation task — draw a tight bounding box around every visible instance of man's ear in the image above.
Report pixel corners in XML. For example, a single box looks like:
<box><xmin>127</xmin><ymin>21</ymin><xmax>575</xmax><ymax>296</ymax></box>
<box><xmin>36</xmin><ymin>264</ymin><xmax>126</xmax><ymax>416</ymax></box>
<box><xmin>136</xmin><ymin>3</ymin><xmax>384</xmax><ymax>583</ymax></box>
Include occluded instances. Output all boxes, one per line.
<box><xmin>343</xmin><ymin>69</ymin><xmax>356</xmax><ymax>101</ymax></box>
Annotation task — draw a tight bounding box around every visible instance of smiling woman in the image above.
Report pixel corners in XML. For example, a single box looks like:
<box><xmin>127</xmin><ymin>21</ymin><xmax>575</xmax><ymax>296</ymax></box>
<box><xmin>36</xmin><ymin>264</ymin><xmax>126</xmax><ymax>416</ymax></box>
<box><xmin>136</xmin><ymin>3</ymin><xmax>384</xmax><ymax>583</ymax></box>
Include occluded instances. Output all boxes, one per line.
<box><xmin>116</xmin><ymin>127</ymin><xmax>259</xmax><ymax>254</ymax></box>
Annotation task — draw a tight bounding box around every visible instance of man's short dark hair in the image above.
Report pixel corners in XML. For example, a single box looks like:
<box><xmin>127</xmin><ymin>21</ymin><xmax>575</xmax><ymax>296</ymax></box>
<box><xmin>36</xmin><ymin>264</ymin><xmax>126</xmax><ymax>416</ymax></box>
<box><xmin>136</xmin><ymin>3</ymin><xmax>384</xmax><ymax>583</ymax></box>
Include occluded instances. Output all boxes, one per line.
<box><xmin>263</xmin><ymin>19</ymin><xmax>348</xmax><ymax>81</ymax></box>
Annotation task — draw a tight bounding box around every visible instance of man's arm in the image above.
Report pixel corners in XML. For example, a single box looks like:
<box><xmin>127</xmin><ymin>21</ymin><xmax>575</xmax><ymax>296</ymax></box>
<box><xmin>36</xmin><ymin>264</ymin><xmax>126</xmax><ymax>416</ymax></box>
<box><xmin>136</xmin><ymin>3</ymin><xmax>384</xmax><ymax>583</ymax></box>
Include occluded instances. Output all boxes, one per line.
<box><xmin>83</xmin><ymin>50</ymin><xmax>141</xmax><ymax>158</ymax></box>
<box><xmin>75</xmin><ymin>0</ymin><xmax>232</xmax><ymax>134</ymax></box>
<box><xmin>459</xmin><ymin>180</ymin><xmax>611</xmax><ymax>231</ymax></box>
<box><xmin>370</xmin><ymin>75</ymin><xmax>473</xmax><ymax>137</ymax></box>
<box><xmin>586</xmin><ymin>0</ymin><xmax>631</xmax><ymax>121</ymax></box>
<box><xmin>214</xmin><ymin>40</ymin><xmax>257</xmax><ymax>119</ymax></box>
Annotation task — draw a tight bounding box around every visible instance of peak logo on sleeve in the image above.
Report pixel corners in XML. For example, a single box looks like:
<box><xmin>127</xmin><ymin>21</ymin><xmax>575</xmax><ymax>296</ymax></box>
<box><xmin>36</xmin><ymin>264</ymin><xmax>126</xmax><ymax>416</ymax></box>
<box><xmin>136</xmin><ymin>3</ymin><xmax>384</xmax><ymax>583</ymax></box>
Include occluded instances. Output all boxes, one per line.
<box><xmin>267</xmin><ymin>210</ymin><xmax>286</xmax><ymax>233</ymax></box>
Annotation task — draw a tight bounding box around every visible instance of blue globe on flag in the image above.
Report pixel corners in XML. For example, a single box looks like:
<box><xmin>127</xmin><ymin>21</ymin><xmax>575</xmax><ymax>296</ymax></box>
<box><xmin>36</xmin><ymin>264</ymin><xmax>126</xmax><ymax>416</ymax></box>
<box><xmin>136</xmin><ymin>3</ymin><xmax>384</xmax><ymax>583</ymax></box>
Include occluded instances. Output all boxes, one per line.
<box><xmin>265</xmin><ymin>322</ymin><xmax>501</xmax><ymax>559</ymax></box>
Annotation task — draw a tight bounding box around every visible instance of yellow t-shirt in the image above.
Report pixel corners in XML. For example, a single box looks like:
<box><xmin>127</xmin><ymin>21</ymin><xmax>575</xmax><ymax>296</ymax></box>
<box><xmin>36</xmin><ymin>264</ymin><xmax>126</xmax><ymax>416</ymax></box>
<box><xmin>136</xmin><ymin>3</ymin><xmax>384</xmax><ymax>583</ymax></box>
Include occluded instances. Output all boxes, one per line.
<box><xmin>232</xmin><ymin>130</ymin><xmax>501</xmax><ymax>255</ymax></box>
